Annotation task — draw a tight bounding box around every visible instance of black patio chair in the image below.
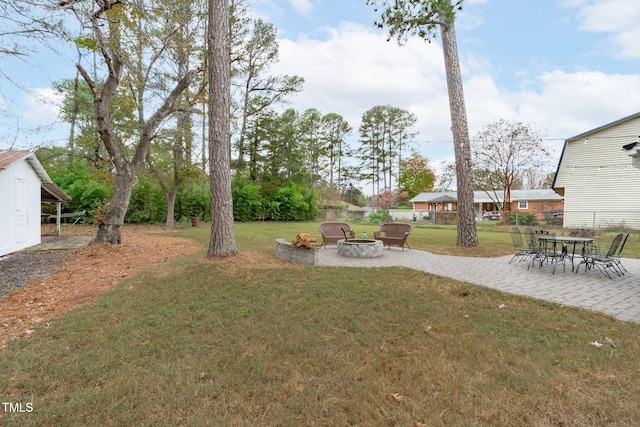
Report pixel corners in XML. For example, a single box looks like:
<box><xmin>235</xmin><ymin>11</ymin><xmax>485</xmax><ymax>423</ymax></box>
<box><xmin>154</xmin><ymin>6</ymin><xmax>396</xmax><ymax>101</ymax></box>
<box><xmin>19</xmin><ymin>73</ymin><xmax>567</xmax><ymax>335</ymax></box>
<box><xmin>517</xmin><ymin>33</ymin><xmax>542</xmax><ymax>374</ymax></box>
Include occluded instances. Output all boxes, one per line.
<box><xmin>576</xmin><ymin>233</ymin><xmax>624</xmax><ymax>279</ymax></box>
<box><xmin>589</xmin><ymin>231</ymin><xmax>629</xmax><ymax>275</ymax></box>
<box><xmin>523</xmin><ymin>227</ymin><xmax>538</xmax><ymax>251</ymax></box>
<box><xmin>524</xmin><ymin>227</ymin><xmax>544</xmax><ymax>270</ymax></box>
<box><xmin>611</xmin><ymin>231</ymin><xmax>630</xmax><ymax>274</ymax></box>
<box><xmin>542</xmin><ymin>232</ymin><xmax>567</xmax><ymax>274</ymax></box>
<box><xmin>509</xmin><ymin>226</ymin><xmax>532</xmax><ymax>264</ymax></box>
<box><xmin>526</xmin><ymin>230</ymin><xmax>567</xmax><ymax>274</ymax></box>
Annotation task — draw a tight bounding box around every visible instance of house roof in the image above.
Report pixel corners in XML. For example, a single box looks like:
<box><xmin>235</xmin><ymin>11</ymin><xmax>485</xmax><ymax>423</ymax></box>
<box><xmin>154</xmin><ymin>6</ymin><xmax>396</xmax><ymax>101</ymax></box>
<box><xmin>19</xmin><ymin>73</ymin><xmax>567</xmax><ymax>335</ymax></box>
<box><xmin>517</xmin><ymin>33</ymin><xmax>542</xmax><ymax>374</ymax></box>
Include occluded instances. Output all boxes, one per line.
<box><xmin>565</xmin><ymin>111</ymin><xmax>640</xmax><ymax>142</ymax></box>
<box><xmin>551</xmin><ymin>111</ymin><xmax>640</xmax><ymax>190</ymax></box>
<box><xmin>410</xmin><ymin>189</ymin><xmax>561</xmax><ymax>204</ymax></box>
<box><xmin>0</xmin><ymin>150</ymin><xmax>71</xmax><ymax>203</ymax></box>
<box><xmin>410</xmin><ymin>192</ymin><xmax>458</xmax><ymax>203</ymax></box>
<box><xmin>507</xmin><ymin>189</ymin><xmax>562</xmax><ymax>201</ymax></box>
<box><xmin>426</xmin><ymin>193</ymin><xmax>458</xmax><ymax>203</ymax></box>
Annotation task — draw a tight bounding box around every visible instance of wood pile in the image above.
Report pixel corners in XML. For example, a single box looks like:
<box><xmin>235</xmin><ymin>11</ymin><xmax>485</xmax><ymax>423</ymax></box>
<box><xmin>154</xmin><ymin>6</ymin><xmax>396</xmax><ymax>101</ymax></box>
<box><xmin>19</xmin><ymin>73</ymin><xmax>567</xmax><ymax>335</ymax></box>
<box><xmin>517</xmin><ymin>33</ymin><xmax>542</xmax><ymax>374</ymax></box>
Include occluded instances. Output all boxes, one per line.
<box><xmin>292</xmin><ymin>233</ymin><xmax>320</xmax><ymax>248</ymax></box>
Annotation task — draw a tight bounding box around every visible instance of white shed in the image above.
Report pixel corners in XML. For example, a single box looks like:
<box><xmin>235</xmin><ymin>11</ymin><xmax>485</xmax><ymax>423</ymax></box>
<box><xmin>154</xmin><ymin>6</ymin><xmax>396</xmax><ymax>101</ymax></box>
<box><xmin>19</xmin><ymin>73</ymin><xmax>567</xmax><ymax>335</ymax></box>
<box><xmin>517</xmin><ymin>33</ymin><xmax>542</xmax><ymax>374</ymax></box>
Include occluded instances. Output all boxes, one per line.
<box><xmin>0</xmin><ymin>150</ymin><xmax>70</xmax><ymax>257</ymax></box>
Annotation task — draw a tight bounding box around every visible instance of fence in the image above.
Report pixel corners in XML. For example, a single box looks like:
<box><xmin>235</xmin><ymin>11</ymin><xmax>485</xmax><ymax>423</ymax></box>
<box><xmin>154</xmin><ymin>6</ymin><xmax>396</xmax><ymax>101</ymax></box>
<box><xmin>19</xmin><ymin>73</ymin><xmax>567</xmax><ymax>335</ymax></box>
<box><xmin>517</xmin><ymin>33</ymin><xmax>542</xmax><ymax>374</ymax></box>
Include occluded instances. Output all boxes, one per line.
<box><xmin>562</xmin><ymin>211</ymin><xmax>640</xmax><ymax>230</ymax></box>
<box><xmin>318</xmin><ymin>209</ymin><xmax>458</xmax><ymax>225</ymax></box>
<box><xmin>317</xmin><ymin>209</ymin><xmax>368</xmax><ymax>221</ymax></box>
<box><xmin>388</xmin><ymin>209</ymin><xmax>458</xmax><ymax>225</ymax></box>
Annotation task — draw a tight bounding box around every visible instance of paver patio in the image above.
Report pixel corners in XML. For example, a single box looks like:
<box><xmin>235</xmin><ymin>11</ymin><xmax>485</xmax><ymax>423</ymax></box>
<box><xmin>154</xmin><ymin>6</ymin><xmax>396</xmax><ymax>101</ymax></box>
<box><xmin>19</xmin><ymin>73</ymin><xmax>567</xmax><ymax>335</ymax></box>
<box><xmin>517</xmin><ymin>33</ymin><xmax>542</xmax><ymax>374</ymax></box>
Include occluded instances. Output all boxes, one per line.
<box><xmin>317</xmin><ymin>247</ymin><xmax>640</xmax><ymax>323</ymax></box>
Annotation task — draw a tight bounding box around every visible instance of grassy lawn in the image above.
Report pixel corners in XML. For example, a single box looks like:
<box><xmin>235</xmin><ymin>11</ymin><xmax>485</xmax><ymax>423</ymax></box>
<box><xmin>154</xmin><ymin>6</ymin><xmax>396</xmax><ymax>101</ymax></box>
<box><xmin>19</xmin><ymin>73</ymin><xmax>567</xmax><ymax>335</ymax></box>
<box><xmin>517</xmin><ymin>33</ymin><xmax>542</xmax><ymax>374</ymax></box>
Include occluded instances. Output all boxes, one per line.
<box><xmin>223</xmin><ymin>221</ymin><xmax>640</xmax><ymax>258</ymax></box>
<box><xmin>1</xmin><ymin>222</ymin><xmax>640</xmax><ymax>426</ymax></box>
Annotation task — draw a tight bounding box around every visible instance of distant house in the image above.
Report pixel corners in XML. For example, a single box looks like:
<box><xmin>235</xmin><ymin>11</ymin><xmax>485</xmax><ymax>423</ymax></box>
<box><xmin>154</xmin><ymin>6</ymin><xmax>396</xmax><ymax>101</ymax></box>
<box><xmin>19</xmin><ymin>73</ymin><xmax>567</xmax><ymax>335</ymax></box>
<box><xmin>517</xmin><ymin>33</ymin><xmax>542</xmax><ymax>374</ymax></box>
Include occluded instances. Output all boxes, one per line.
<box><xmin>410</xmin><ymin>192</ymin><xmax>459</xmax><ymax>212</ymax></box>
<box><xmin>0</xmin><ymin>150</ymin><xmax>70</xmax><ymax>257</ymax></box>
<box><xmin>552</xmin><ymin>112</ymin><xmax>640</xmax><ymax>229</ymax></box>
<box><xmin>410</xmin><ymin>189</ymin><xmax>563</xmax><ymax>220</ymax></box>
<box><xmin>476</xmin><ymin>189</ymin><xmax>564</xmax><ymax>220</ymax></box>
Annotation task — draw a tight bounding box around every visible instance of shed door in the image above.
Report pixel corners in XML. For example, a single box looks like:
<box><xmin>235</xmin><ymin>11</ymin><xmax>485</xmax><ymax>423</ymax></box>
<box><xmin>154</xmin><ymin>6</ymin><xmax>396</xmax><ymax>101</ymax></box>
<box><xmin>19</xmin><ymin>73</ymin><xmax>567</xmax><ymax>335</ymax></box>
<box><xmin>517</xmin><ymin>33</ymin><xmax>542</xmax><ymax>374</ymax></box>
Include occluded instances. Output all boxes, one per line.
<box><xmin>16</xmin><ymin>178</ymin><xmax>28</xmax><ymax>243</ymax></box>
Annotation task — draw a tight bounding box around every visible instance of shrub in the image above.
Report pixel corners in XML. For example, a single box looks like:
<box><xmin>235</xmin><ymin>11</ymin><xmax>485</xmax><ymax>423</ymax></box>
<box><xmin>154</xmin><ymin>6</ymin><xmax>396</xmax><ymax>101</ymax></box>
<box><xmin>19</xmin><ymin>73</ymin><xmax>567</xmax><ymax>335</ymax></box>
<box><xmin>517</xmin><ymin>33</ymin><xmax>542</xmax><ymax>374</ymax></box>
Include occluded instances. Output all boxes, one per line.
<box><xmin>176</xmin><ymin>182</ymin><xmax>210</xmax><ymax>221</ymax></box>
<box><xmin>51</xmin><ymin>157</ymin><xmax>112</xmax><ymax>214</ymax></box>
<box><xmin>509</xmin><ymin>212</ymin><xmax>538</xmax><ymax>226</ymax></box>
<box><xmin>368</xmin><ymin>210</ymin><xmax>393</xmax><ymax>224</ymax></box>
<box><xmin>126</xmin><ymin>177</ymin><xmax>166</xmax><ymax>224</ymax></box>
<box><xmin>232</xmin><ymin>174</ymin><xmax>264</xmax><ymax>222</ymax></box>
<box><xmin>268</xmin><ymin>184</ymin><xmax>317</xmax><ymax>221</ymax></box>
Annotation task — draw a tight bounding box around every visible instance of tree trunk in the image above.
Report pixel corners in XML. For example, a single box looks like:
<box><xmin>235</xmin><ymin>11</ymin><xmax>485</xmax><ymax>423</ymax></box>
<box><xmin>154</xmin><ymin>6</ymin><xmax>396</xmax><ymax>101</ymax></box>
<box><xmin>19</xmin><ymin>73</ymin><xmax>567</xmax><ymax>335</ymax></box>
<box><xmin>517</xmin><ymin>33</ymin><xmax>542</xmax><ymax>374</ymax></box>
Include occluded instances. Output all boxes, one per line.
<box><xmin>96</xmin><ymin>167</ymin><xmax>135</xmax><ymax>244</ymax></box>
<box><xmin>207</xmin><ymin>0</ymin><xmax>237</xmax><ymax>258</ymax></box>
<box><xmin>440</xmin><ymin>17</ymin><xmax>478</xmax><ymax>247</ymax></box>
<box><xmin>235</xmin><ymin>80</ymin><xmax>251</xmax><ymax>170</ymax></box>
<box><xmin>165</xmin><ymin>188</ymin><xmax>177</xmax><ymax>227</ymax></box>
<box><xmin>503</xmin><ymin>186</ymin><xmax>511</xmax><ymax>225</ymax></box>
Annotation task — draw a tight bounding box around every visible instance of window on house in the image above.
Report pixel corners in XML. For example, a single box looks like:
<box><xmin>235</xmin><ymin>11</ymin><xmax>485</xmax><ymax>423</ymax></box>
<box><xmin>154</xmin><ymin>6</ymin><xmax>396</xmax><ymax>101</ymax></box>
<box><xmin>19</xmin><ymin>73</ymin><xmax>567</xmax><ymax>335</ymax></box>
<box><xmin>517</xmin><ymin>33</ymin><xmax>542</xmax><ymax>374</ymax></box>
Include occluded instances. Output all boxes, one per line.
<box><xmin>518</xmin><ymin>201</ymin><xmax>528</xmax><ymax>210</ymax></box>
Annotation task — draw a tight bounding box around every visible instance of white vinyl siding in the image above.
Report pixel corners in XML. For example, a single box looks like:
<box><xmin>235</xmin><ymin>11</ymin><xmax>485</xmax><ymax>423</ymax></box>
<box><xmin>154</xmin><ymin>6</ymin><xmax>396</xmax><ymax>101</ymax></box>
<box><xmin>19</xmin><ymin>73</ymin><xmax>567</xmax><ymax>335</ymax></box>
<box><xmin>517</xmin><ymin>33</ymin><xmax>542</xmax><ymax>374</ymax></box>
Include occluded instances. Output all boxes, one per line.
<box><xmin>554</xmin><ymin>116</ymin><xmax>640</xmax><ymax>229</ymax></box>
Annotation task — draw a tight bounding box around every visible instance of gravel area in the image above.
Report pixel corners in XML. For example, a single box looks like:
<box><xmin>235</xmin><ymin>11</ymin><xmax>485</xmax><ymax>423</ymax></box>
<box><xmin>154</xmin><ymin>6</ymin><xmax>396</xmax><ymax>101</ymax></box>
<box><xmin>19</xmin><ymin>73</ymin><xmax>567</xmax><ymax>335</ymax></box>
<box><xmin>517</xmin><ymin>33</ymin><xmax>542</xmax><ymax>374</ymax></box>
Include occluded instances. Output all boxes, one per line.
<box><xmin>0</xmin><ymin>236</ymin><xmax>93</xmax><ymax>298</ymax></box>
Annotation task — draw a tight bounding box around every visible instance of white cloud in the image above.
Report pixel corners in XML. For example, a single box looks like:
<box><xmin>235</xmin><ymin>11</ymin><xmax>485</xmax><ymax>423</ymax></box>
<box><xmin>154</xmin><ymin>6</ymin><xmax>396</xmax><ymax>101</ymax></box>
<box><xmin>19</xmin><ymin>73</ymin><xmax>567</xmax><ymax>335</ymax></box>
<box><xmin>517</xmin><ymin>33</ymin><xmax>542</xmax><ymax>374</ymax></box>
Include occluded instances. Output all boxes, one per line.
<box><xmin>462</xmin><ymin>69</ymin><xmax>640</xmax><ymax>166</ymax></box>
<box><xmin>273</xmin><ymin>23</ymin><xmax>450</xmax><ymax>151</ymax></box>
<box><xmin>0</xmin><ymin>86</ymin><xmax>66</xmax><ymax>149</ymax></box>
<box><xmin>570</xmin><ymin>0</ymin><xmax>640</xmax><ymax>59</ymax></box>
<box><xmin>20</xmin><ymin>87</ymin><xmax>63</xmax><ymax>123</ymax></box>
<box><xmin>457</xmin><ymin>4</ymin><xmax>485</xmax><ymax>31</ymax></box>
<box><xmin>288</xmin><ymin>0</ymin><xmax>313</xmax><ymax>15</ymax></box>
<box><xmin>515</xmin><ymin>71</ymin><xmax>640</xmax><ymax>133</ymax></box>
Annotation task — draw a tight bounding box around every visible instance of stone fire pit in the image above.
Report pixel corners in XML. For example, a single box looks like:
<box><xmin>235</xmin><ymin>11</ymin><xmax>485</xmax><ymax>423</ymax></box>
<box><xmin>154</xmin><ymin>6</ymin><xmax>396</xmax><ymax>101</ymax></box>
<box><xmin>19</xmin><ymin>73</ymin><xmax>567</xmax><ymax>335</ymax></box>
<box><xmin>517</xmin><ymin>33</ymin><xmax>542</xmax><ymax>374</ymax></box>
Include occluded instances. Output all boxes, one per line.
<box><xmin>337</xmin><ymin>239</ymin><xmax>383</xmax><ymax>258</ymax></box>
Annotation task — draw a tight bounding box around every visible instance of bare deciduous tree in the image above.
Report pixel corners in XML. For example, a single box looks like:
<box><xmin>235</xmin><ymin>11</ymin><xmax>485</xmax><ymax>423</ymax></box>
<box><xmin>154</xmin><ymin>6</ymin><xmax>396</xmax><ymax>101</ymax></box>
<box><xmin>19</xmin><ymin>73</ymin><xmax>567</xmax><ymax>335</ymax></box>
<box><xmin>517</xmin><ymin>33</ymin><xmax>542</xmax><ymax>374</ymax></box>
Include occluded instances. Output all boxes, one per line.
<box><xmin>472</xmin><ymin>119</ymin><xmax>550</xmax><ymax>220</ymax></box>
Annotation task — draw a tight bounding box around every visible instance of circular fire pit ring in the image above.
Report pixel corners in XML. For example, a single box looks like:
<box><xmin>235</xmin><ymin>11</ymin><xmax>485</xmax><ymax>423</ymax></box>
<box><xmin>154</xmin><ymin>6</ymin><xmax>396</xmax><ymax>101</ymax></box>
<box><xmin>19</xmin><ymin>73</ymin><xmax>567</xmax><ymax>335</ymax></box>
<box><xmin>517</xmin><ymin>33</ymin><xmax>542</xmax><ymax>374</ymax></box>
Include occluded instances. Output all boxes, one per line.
<box><xmin>337</xmin><ymin>239</ymin><xmax>383</xmax><ymax>258</ymax></box>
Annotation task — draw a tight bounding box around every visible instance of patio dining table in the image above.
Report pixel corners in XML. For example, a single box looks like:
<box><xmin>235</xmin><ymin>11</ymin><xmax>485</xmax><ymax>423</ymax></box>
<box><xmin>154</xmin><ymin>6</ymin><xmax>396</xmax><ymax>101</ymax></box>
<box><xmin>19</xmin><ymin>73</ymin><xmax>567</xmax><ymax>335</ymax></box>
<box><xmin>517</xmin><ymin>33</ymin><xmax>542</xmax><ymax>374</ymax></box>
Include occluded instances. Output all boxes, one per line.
<box><xmin>536</xmin><ymin>235</ymin><xmax>594</xmax><ymax>271</ymax></box>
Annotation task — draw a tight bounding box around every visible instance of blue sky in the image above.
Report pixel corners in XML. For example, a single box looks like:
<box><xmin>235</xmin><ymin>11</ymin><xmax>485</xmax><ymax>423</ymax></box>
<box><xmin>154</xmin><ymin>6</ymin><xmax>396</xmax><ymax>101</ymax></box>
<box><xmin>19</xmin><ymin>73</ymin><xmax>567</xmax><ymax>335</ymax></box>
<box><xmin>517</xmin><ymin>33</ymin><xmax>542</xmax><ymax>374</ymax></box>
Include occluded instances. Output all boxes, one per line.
<box><xmin>2</xmin><ymin>0</ymin><xmax>640</xmax><ymax>180</ymax></box>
